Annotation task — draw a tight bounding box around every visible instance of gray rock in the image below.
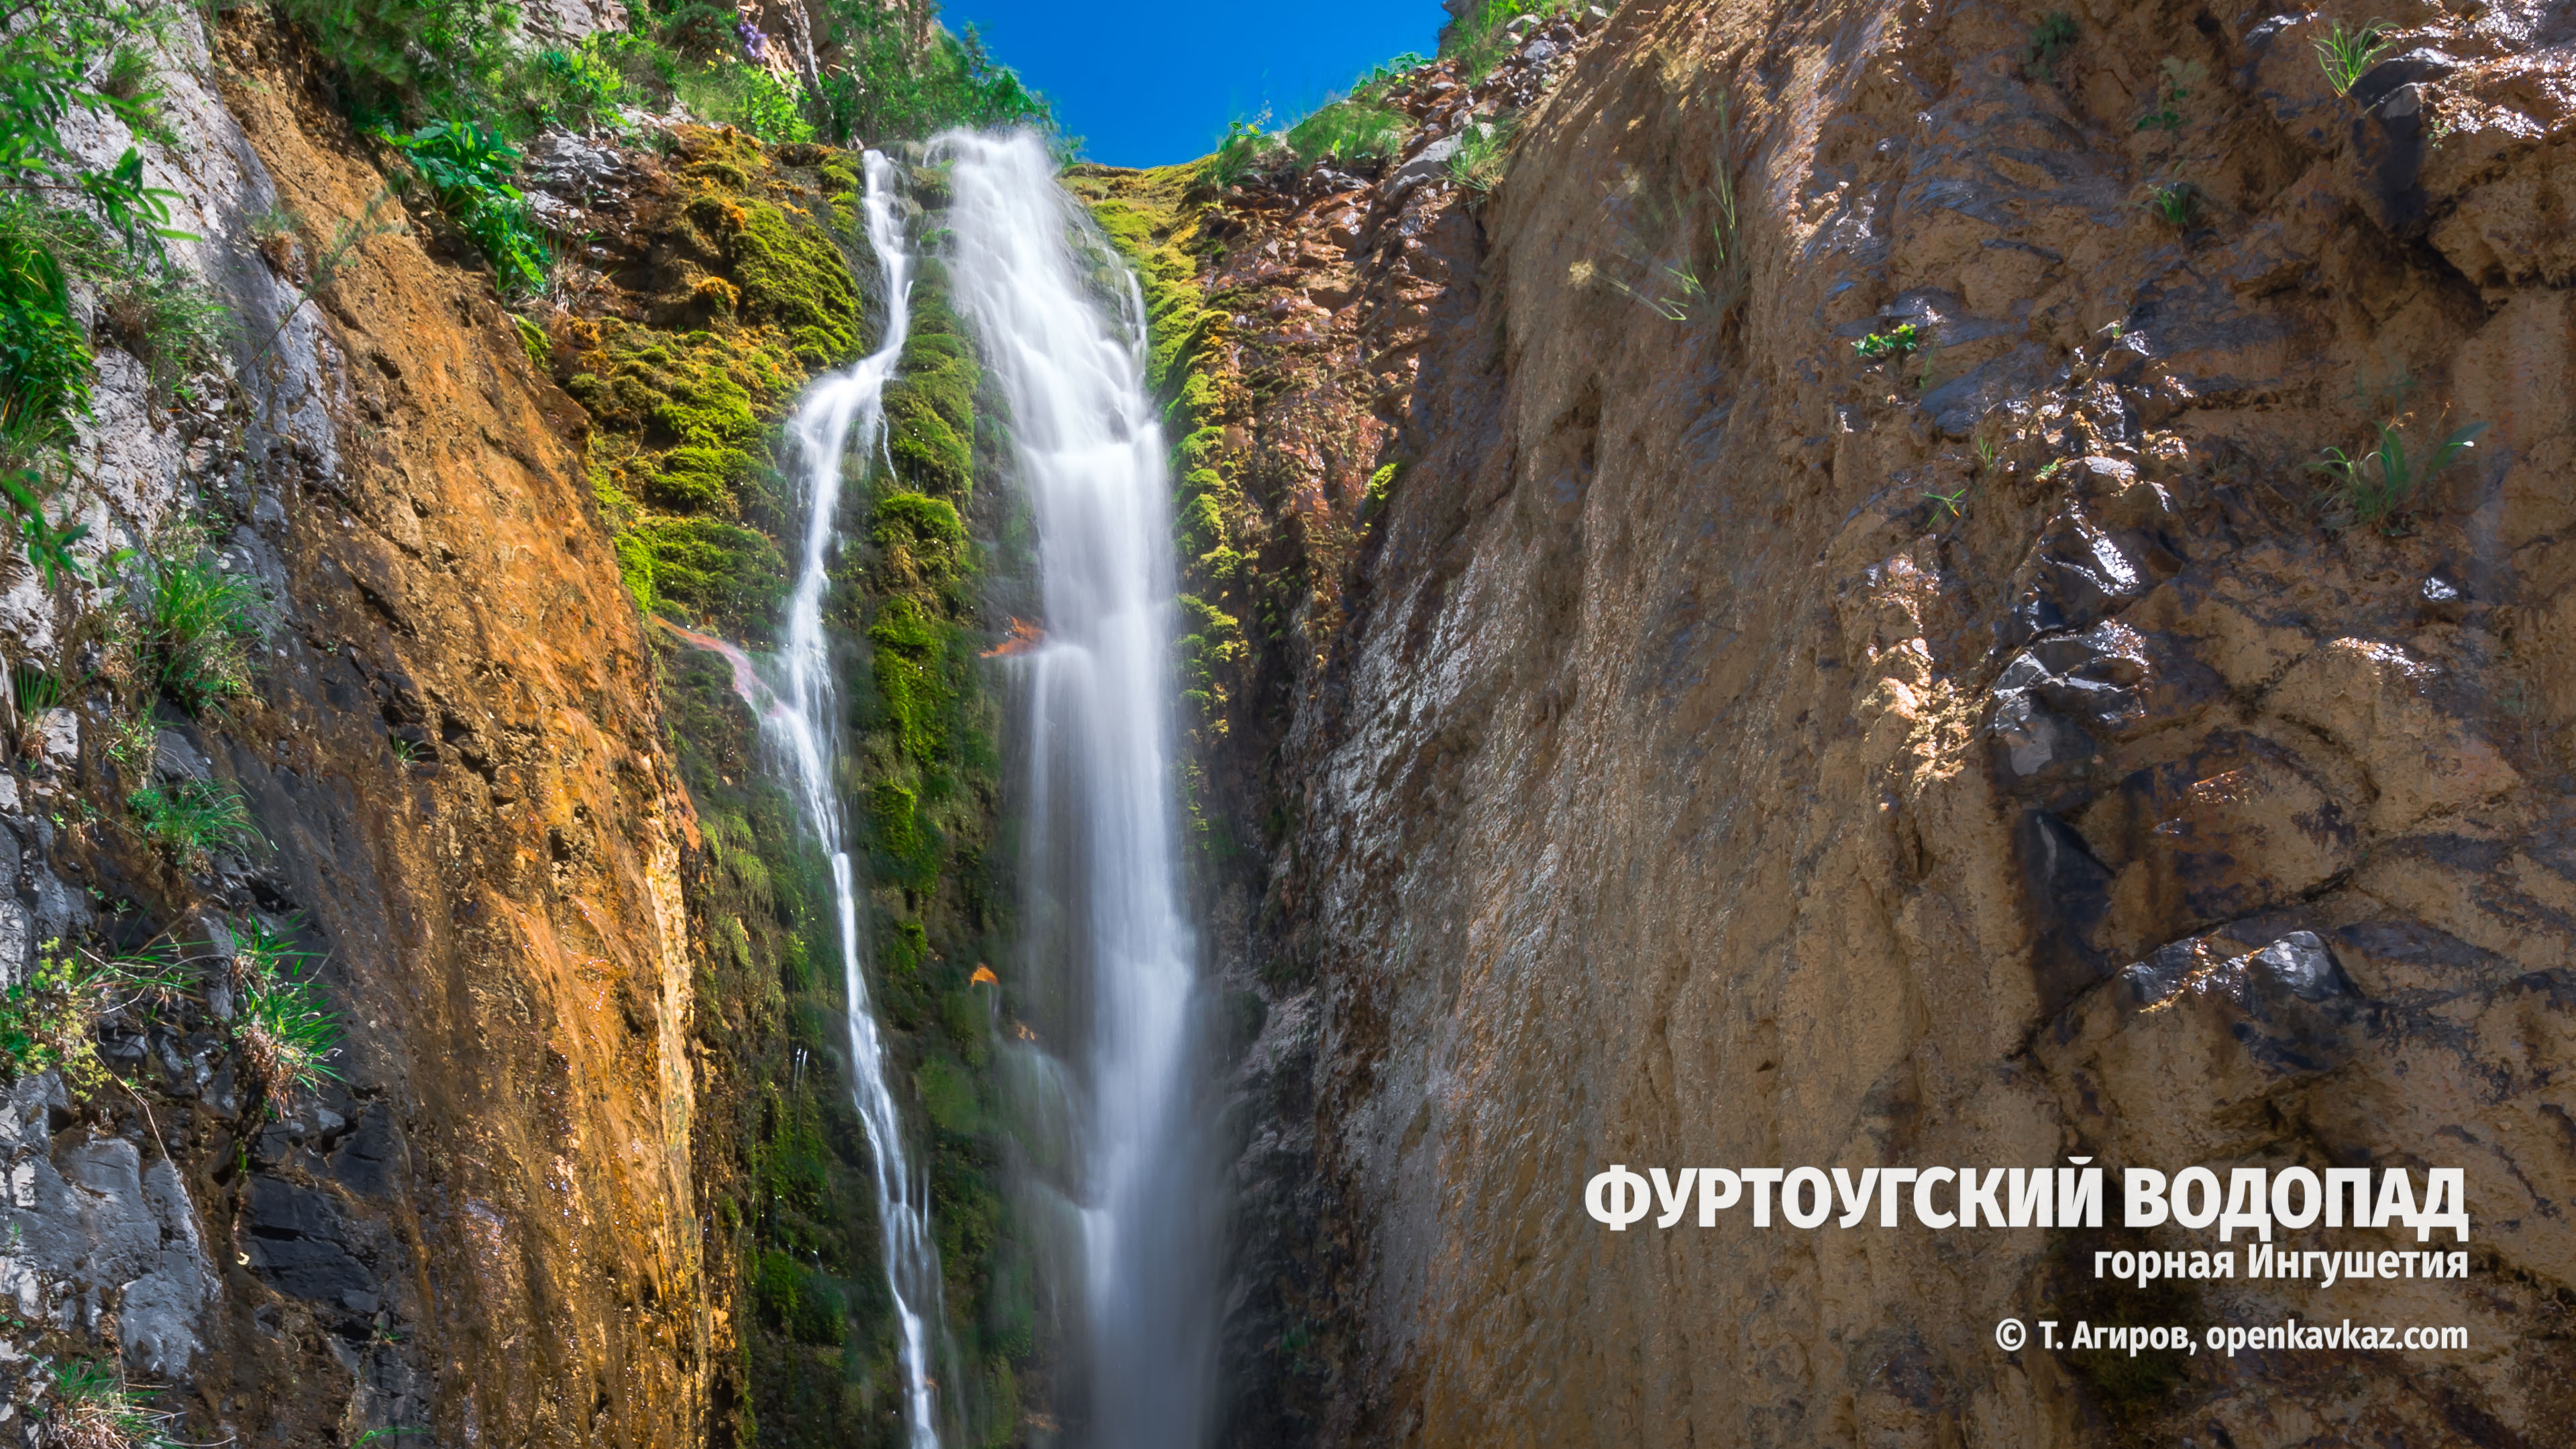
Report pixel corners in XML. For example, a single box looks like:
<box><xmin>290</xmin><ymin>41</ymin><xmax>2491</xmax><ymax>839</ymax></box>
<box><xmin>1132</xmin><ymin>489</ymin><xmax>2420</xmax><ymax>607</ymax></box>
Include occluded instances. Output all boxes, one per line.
<box><xmin>1392</xmin><ymin>136</ymin><xmax>1463</xmax><ymax>191</ymax></box>
<box><xmin>33</xmin><ymin>709</ymin><xmax>74</xmax><ymax>771</ymax></box>
<box><xmin>154</xmin><ymin>729</ymin><xmax>211</xmax><ymax>783</ymax></box>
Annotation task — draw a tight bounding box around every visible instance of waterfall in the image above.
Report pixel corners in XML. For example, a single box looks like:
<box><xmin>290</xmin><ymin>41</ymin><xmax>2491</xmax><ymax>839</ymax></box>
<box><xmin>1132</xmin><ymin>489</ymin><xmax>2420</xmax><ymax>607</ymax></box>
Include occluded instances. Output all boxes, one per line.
<box><xmin>771</xmin><ymin>150</ymin><xmax>947</xmax><ymax>1449</ymax></box>
<box><xmin>938</xmin><ymin>131</ymin><xmax>1220</xmax><ymax>1449</ymax></box>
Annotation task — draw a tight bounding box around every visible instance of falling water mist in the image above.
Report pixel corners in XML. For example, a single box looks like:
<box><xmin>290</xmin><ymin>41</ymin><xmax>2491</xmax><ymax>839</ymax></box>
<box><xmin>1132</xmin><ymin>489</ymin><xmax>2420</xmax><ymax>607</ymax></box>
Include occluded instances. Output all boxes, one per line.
<box><xmin>769</xmin><ymin>151</ymin><xmax>948</xmax><ymax>1449</ymax></box>
<box><xmin>938</xmin><ymin>130</ymin><xmax>1222</xmax><ymax>1448</ymax></box>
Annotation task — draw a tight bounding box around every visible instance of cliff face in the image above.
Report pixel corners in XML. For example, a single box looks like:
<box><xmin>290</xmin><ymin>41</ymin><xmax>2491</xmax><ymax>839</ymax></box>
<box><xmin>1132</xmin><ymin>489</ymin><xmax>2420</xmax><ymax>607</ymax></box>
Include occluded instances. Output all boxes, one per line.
<box><xmin>0</xmin><ymin>10</ymin><xmax>713</xmax><ymax>1444</ymax></box>
<box><xmin>1158</xmin><ymin>1</ymin><xmax>2576</xmax><ymax>1445</ymax></box>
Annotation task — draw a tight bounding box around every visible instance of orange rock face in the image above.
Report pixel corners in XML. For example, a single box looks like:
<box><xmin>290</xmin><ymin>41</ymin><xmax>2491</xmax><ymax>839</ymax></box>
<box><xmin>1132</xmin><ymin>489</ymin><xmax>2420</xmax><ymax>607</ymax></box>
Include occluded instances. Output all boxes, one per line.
<box><xmin>184</xmin><ymin>20</ymin><xmax>713</xmax><ymax>1445</ymax></box>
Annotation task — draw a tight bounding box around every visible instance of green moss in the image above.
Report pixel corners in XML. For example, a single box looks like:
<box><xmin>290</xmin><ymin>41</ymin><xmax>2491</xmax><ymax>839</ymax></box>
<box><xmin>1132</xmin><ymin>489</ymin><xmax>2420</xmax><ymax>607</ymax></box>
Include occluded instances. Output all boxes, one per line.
<box><xmin>879</xmin><ymin>282</ymin><xmax>979</xmax><ymax>498</ymax></box>
<box><xmin>727</xmin><ymin>198</ymin><xmax>863</xmax><ymax>365</ymax></box>
<box><xmin>868</xmin><ymin>596</ymin><xmax>952</xmax><ymax>764</ymax></box>
<box><xmin>629</xmin><ymin>515</ymin><xmax>788</xmax><ymax>627</ymax></box>
<box><xmin>916</xmin><ymin>1057</ymin><xmax>979</xmax><ymax>1133</ymax></box>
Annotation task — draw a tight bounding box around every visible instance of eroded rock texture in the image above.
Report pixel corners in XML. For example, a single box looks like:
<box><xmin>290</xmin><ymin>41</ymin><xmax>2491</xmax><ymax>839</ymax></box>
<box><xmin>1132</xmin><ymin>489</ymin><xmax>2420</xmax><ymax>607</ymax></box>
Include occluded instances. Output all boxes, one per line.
<box><xmin>1198</xmin><ymin>1</ymin><xmax>2576</xmax><ymax>1445</ymax></box>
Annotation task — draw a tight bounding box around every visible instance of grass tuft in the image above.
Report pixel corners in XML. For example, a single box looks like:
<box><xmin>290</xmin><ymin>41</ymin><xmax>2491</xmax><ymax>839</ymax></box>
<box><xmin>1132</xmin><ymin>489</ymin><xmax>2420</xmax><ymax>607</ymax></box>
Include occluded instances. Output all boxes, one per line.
<box><xmin>229</xmin><ymin>917</ymin><xmax>343</xmax><ymax>1108</ymax></box>
<box><xmin>1448</xmin><ymin>115</ymin><xmax>1519</xmax><ymax>193</ymax></box>
<box><xmin>2308</xmin><ymin>414</ymin><xmax>2485</xmax><ymax>531</ymax></box>
<box><xmin>38</xmin><ymin>1358</ymin><xmax>176</xmax><ymax>1449</ymax></box>
<box><xmin>141</xmin><ymin>543</ymin><xmax>261</xmax><ymax>713</ymax></box>
<box><xmin>1287</xmin><ymin>99</ymin><xmax>1412</xmax><ymax>167</ymax></box>
<box><xmin>2315</xmin><ymin>18</ymin><xmax>2396</xmax><ymax>97</ymax></box>
<box><xmin>127</xmin><ymin>777</ymin><xmax>260</xmax><ymax>872</ymax></box>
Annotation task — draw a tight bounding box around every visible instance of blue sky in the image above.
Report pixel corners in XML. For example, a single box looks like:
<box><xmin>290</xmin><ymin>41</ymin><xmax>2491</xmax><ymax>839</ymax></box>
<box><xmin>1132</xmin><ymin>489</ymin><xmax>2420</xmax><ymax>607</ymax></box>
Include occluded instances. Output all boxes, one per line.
<box><xmin>940</xmin><ymin>1</ymin><xmax>1448</xmax><ymax>168</ymax></box>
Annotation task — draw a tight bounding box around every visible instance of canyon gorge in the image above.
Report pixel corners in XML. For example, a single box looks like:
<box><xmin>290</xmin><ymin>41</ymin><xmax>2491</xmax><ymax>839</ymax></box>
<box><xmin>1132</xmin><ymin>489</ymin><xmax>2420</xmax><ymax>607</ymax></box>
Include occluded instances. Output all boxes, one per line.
<box><xmin>0</xmin><ymin>0</ymin><xmax>2567</xmax><ymax>1445</ymax></box>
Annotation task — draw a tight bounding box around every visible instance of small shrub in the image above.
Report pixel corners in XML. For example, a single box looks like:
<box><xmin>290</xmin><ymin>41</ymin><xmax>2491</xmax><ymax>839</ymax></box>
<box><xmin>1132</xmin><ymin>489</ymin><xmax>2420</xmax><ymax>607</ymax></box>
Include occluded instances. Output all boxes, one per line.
<box><xmin>127</xmin><ymin>777</ymin><xmax>260</xmax><ymax>871</ymax></box>
<box><xmin>2308</xmin><ymin>415</ymin><xmax>2486</xmax><ymax>531</ymax></box>
<box><xmin>0</xmin><ymin>938</ymin><xmax>188</xmax><ymax>1101</ymax></box>
<box><xmin>2315</xmin><ymin>18</ymin><xmax>2395</xmax><ymax>97</ymax></box>
<box><xmin>1854</xmin><ymin>322</ymin><xmax>1921</xmax><ymax>360</ymax></box>
<box><xmin>378</xmin><ymin>120</ymin><xmax>550</xmax><ymax>296</ymax></box>
<box><xmin>142</xmin><ymin>545</ymin><xmax>261</xmax><ymax>712</ymax></box>
<box><xmin>2025</xmin><ymin>12</ymin><xmax>2080</xmax><ymax>81</ymax></box>
<box><xmin>229</xmin><ymin>917</ymin><xmax>342</xmax><ymax>1108</ymax></box>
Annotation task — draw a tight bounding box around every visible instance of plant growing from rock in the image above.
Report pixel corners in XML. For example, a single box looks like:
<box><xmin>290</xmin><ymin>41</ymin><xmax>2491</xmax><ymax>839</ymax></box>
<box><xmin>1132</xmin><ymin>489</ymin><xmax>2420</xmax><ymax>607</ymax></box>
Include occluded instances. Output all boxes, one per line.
<box><xmin>1205</xmin><ymin>113</ymin><xmax>1281</xmax><ymax>191</ymax></box>
<box><xmin>126</xmin><ymin>776</ymin><xmax>260</xmax><ymax>871</ymax></box>
<box><xmin>2024</xmin><ymin>12</ymin><xmax>2080</xmax><ymax>82</ymax></box>
<box><xmin>36</xmin><ymin>1357</ymin><xmax>176</xmax><ymax>1448</ymax></box>
<box><xmin>1448</xmin><ymin>115</ymin><xmax>1519</xmax><ymax>193</ymax></box>
<box><xmin>2308</xmin><ymin>414</ymin><xmax>2487</xmax><ymax>531</ymax></box>
<box><xmin>0</xmin><ymin>938</ymin><xmax>187</xmax><ymax>1102</ymax></box>
<box><xmin>2142</xmin><ymin>179</ymin><xmax>2198</xmax><ymax>227</ymax></box>
<box><xmin>227</xmin><ymin>916</ymin><xmax>342</xmax><ymax>1108</ymax></box>
<box><xmin>140</xmin><ymin>539</ymin><xmax>260</xmax><ymax>713</ymax></box>
<box><xmin>378</xmin><ymin>119</ymin><xmax>550</xmax><ymax>296</ymax></box>
<box><xmin>2315</xmin><ymin>18</ymin><xmax>2395</xmax><ymax>97</ymax></box>
<box><xmin>1288</xmin><ymin>99</ymin><xmax>1413</xmax><ymax>167</ymax></box>
<box><xmin>2135</xmin><ymin>56</ymin><xmax>2204</xmax><ymax>132</ymax></box>
<box><xmin>1854</xmin><ymin>322</ymin><xmax>1920</xmax><ymax>360</ymax></box>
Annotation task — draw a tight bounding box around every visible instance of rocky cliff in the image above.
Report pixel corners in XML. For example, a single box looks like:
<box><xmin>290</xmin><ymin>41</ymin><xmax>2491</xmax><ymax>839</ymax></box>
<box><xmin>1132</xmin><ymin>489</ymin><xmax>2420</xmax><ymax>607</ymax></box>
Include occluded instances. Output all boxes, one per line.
<box><xmin>8</xmin><ymin>0</ymin><xmax>2571</xmax><ymax>1445</ymax></box>
<box><xmin>0</xmin><ymin>9</ymin><xmax>712</xmax><ymax>1446</ymax></box>
<box><xmin>1089</xmin><ymin>3</ymin><xmax>2576</xmax><ymax>1446</ymax></box>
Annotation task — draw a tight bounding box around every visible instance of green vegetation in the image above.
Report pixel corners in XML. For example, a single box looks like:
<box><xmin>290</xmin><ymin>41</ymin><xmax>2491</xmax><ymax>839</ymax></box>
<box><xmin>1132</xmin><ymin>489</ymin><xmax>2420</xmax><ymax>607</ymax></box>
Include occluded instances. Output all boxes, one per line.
<box><xmin>2025</xmin><ymin>12</ymin><xmax>2080</xmax><ymax>82</ymax></box>
<box><xmin>1854</xmin><ymin>321</ymin><xmax>1921</xmax><ymax>360</ymax></box>
<box><xmin>0</xmin><ymin>938</ymin><xmax>187</xmax><ymax>1102</ymax></box>
<box><xmin>379</xmin><ymin>119</ymin><xmax>551</xmax><ymax>294</ymax></box>
<box><xmin>278</xmin><ymin>0</ymin><xmax>1057</xmax><ymax>150</ymax></box>
<box><xmin>1594</xmin><ymin>107</ymin><xmax>1746</xmax><ymax>327</ymax></box>
<box><xmin>2142</xmin><ymin>179</ymin><xmax>2196</xmax><ymax>227</ymax></box>
<box><xmin>139</xmin><ymin>539</ymin><xmax>262</xmax><ymax>713</ymax></box>
<box><xmin>38</xmin><ymin>1357</ymin><xmax>176</xmax><ymax>1448</ymax></box>
<box><xmin>1446</xmin><ymin>0</ymin><xmax>1585</xmax><ymax>83</ymax></box>
<box><xmin>228</xmin><ymin>918</ymin><xmax>343</xmax><ymax>1107</ymax></box>
<box><xmin>127</xmin><ymin>776</ymin><xmax>260</xmax><ymax>871</ymax></box>
<box><xmin>2308</xmin><ymin>414</ymin><xmax>2486</xmax><ymax>531</ymax></box>
<box><xmin>0</xmin><ymin>4</ymin><xmax>201</xmax><ymax>586</ymax></box>
<box><xmin>1448</xmin><ymin>116</ymin><xmax>1517</xmax><ymax>193</ymax></box>
<box><xmin>2135</xmin><ymin>56</ymin><xmax>2204</xmax><ymax>133</ymax></box>
<box><xmin>1205</xmin><ymin>115</ymin><xmax>1279</xmax><ymax>191</ymax></box>
<box><xmin>1287</xmin><ymin>100</ymin><xmax>1412</xmax><ymax>167</ymax></box>
<box><xmin>2314</xmin><ymin>17</ymin><xmax>2395</xmax><ymax>97</ymax></box>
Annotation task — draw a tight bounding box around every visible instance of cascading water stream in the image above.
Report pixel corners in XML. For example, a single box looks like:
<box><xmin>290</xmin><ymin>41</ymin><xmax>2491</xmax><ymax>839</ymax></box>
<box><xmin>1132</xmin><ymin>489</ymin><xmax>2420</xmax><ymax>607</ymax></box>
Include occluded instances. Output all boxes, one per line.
<box><xmin>938</xmin><ymin>131</ymin><xmax>1220</xmax><ymax>1449</ymax></box>
<box><xmin>768</xmin><ymin>151</ymin><xmax>948</xmax><ymax>1449</ymax></box>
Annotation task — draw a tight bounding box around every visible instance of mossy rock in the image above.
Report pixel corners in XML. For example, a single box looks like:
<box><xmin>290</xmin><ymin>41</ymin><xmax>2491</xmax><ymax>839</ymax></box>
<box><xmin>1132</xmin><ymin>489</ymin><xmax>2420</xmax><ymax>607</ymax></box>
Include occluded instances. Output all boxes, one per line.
<box><xmin>881</xmin><ymin>286</ymin><xmax>979</xmax><ymax>499</ymax></box>
<box><xmin>629</xmin><ymin>515</ymin><xmax>789</xmax><ymax>627</ymax></box>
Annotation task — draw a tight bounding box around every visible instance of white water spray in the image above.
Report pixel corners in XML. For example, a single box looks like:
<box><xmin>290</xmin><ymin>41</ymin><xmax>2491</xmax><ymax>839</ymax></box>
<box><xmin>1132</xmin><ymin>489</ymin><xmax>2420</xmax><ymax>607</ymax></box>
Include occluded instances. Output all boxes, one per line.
<box><xmin>769</xmin><ymin>151</ymin><xmax>947</xmax><ymax>1449</ymax></box>
<box><xmin>938</xmin><ymin>131</ymin><xmax>1220</xmax><ymax>1449</ymax></box>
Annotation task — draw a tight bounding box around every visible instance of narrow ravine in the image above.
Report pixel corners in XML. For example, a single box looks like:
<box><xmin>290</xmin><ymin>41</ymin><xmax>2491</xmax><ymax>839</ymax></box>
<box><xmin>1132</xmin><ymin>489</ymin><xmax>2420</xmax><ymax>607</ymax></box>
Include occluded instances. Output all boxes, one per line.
<box><xmin>769</xmin><ymin>152</ymin><xmax>948</xmax><ymax>1449</ymax></box>
<box><xmin>941</xmin><ymin>131</ymin><xmax>1222</xmax><ymax>1448</ymax></box>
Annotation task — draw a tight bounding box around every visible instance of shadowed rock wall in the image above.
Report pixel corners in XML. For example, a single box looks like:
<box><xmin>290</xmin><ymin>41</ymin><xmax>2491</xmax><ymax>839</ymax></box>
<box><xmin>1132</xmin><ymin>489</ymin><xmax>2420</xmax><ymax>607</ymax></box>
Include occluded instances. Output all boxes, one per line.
<box><xmin>1187</xmin><ymin>0</ymin><xmax>2576</xmax><ymax>1444</ymax></box>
